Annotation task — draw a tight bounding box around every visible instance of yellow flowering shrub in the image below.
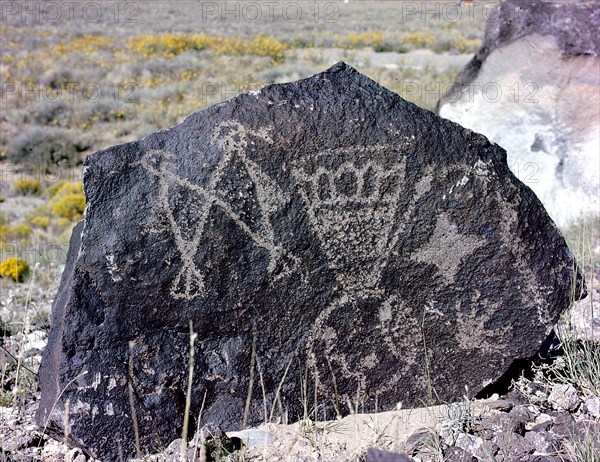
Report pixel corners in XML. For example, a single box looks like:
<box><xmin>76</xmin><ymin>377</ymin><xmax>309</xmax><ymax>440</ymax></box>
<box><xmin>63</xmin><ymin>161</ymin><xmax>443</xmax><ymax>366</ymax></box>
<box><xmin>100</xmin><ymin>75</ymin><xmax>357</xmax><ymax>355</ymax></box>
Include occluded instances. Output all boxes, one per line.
<box><xmin>57</xmin><ymin>218</ymin><xmax>71</xmax><ymax>229</ymax></box>
<box><xmin>56</xmin><ymin>35</ymin><xmax>113</xmax><ymax>56</ymax></box>
<box><xmin>48</xmin><ymin>182</ymin><xmax>85</xmax><ymax>220</ymax></box>
<box><xmin>449</xmin><ymin>36</ymin><xmax>481</xmax><ymax>53</ymax></box>
<box><xmin>44</xmin><ymin>180</ymin><xmax>68</xmax><ymax>198</ymax></box>
<box><xmin>127</xmin><ymin>34</ymin><xmax>287</xmax><ymax>63</ymax></box>
<box><xmin>51</xmin><ymin>194</ymin><xmax>85</xmax><ymax>220</ymax></box>
<box><xmin>50</xmin><ymin>181</ymin><xmax>83</xmax><ymax>198</ymax></box>
<box><xmin>7</xmin><ymin>224</ymin><xmax>33</xmax><ymax>240</ymax></box>
<box><xmin>401</xmin><ymin>31</ymin><xmax>439</xmax><ymax>49</ymax></box>
<box><xmin>338</xmin><ymin>31</ymin><xmax>385</xmax><ymax>49</ymax></box>
<box><xmin>0</xmin><ymin>257</ymin><xmax>30</xmax><ymax>282</ymax></box>
<box><xmin>13</xmin><ymin>179</ymin><xmax>41</xmax><ymax>195</ymax></box>
<box><xmin>29</xmin><ymin>216</ymin><xmax>49</xmax><ymax>229</ymax></box>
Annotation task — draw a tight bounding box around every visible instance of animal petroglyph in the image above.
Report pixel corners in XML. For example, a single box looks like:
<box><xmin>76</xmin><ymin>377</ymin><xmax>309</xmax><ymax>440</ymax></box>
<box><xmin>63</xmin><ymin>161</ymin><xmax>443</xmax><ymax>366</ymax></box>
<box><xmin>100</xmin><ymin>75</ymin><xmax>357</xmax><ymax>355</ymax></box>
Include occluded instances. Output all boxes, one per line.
<box><xmin>136</xmin><ymin>121</ymin><xmax>294</xmax><ymax>300</ymax></box>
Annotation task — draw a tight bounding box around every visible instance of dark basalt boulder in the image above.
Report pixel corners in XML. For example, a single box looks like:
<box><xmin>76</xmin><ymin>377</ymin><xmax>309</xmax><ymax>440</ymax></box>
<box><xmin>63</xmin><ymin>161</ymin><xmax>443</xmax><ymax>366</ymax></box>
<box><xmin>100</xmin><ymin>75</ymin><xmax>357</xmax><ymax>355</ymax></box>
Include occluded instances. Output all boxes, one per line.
<box><xmin>37</xmin><ymin>62</ymin><xmax>584</xmax><ymax>461</ymax></box>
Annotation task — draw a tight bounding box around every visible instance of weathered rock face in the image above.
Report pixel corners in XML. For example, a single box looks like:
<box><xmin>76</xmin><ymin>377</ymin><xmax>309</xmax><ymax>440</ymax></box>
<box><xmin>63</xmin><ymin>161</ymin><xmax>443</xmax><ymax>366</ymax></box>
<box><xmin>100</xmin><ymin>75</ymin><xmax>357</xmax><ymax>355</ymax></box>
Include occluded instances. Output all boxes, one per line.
<box><xmin>38</xmin><ymin>62</ymin><xmax>583</xmax><ymax>461</ymax></box>
<box><xmin>438</xmin><ymin>0</ymin><xmax>600</xmax><ymax>227</ymax></box>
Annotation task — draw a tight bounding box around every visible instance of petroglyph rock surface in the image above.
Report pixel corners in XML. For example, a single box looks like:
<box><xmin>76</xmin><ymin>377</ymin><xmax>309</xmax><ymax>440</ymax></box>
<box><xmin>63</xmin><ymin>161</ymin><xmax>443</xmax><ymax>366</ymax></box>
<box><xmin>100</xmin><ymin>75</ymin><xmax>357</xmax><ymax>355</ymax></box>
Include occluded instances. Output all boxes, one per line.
<box><xmin>38</xmin><ymin>63</ymin><xmax>583</xmax><ymax>460</ymax></box>
<box><xmin>438</xmin><ymin>0</ymin><xmax>600</xmax><ymax>226</ymax></box>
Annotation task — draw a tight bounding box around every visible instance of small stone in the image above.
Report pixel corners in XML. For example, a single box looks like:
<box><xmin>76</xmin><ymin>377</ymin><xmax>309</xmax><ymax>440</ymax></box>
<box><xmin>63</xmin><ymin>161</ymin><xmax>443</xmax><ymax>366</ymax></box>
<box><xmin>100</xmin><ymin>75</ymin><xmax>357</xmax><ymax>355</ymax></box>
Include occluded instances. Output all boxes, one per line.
<box><xmin>494</xmin><ymin>432</ymin><xmax>535</xmax><ymax>460</ymax></box>
<box><xmin>524</xmin><ymin>430</ymin><xmax>557</xmax><ymax>455</ymax></box>
<box><xmin>164</xmin><ymin>438</ymin><xmax>183</xmax><ymax>455</ymax></box>
<box><xmin>444</xmin><ymin>446</ymin><xmax>476</xmax><ymax>462</ymax></box>
<box><xmin>508</xmin><ymin>405</ymin><xmax>540</xmax><ymax>435</ymax></box>
<box><xmin>365</xmin><ymin>447</ymin><xmax>412</xmax><ymax>462</ymax></box>
<box><xmin>537</xmin><ymin>412</ymin><xmax>552</xmax><ymax>422</ymax></box>
<box><xmin>549</xmin><ymin>411</ymin><xmax>575</xmax><ymax>440</ymax></box>
<box><xmin>583</xmin><ymin>396</ymin><xmax>600</xmax><ymax>418</ymax></box>
<box><xmin>402</xmin><ymin>428</ymin><xmax>436</xmax><ymax>455</ymax></box>
<box><xmin>194</xmin><ymin>424</ymin><xmax>241</xmax><ymax>462</ymax></box>
<box><xmin>413</xmin><ymin>452</ymin><xmax>440</xmax><ymax>462</ymax></box>
<box><xmin>64</xmin><ymin>448</ymin><xmax>88</xmax><ymax>462</ymax></box>
<box><xmin>472</xmin><ymin>412</ymin><xmax>505</xmax><ymax>440</ymax></box>
<box><xmin>548</xmin><ymin>384</ymin><xmax>580</xmax><ymax>411</ymax></box>
<box><xmin>527</xmin><ymin>421</ymin><xmax>553</xmax><ymax>434</ymax></box>
<box><xmin>25</xmin><ymin>330</ymin><xmax>48</xmax><ymax>352</ymax></box>
<box><xmin>226</xmin><ymin>428</ymin><xmax>274</xmax><ymax>448</ymax></box>
<box><xmin>526</xmin><ymin>412</ymin><xmax>553</xmax><ymax>432</ymax></box>
<box><xmin>485</xmin><ymin>399</ymin><xmax>515</xmax><ymax>413</ymax></box>
<box><xmin>455</xmin><ymin>433</ymin><xmax>497</xmax><ymax>460</ymax></box>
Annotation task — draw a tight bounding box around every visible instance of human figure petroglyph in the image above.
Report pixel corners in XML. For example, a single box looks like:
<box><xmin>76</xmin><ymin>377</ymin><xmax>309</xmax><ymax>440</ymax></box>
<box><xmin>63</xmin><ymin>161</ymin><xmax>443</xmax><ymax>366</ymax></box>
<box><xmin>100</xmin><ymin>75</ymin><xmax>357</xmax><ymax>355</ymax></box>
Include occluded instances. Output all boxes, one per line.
<box><xmin>135</xmin><ymin>121</ymin><xmax>296</xmax><ymax>300</ymax></box>
<box><xmin>290</xmin><ymin>147</ymin><xmax>433</xmax><ymax>403</ymax></box>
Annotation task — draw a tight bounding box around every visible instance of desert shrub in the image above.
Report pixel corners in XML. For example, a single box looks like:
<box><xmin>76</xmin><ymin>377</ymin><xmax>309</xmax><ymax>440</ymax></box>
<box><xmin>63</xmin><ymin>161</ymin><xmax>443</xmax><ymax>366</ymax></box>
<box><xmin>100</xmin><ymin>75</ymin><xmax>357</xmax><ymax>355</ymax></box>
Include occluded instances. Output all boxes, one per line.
<box><xmin>0</xmin><ymin>225</ymin><xmax>8</xmax><ymax>241</ymax></box>
<box><xmin>399</xmin><ymin>31</ymin><xmax>439</xmax><ymax>51</ymax></box>
<box><xmin>0</xmin><ymin>257</ymin><xmax>30</xmax><ymax>282</ymax></box>
<box><xmin>83</xmin><ymin>100</ymin><xmax>127</xmax><ymax>123</ymax></box>
<box><xmin>49</xmin><ymin>182</ymin><xmax>85</xmax><ymax>220</ymax></box>
<box><xmin>29</xmin><ymin>216</ymin><xmax>49</xmax><ymax>229</ymax></box>
<box><xmin>12</xmin><ymin>179</ymin><xmax>41</xmax><ymax>195</ymax></box>
<box><xmin>6</xmin><ymin>224</ymin><xmax>34</xmax><ymax>240</ymax></box>
<box><xmin>29</xmin><ymin>101</ymin><xmax>72</xmax><ymax>126</ymax></box>
<box><xmin>57</xmin><ymin>218</ymin><xmax>71</xmax><ymax>229</ymax></box>
<box><xmin>7</xmin><ymin>127</ymin><xmax>86</xmax><ymax>166</ymax></box>
<box><xmin>55</xmin><ymin>35</ymin><xmax>113</xmax><ymax>56</ymax></box>
<box><xmin>127</xmin><ymin>34</ymin><xmax>288</xmax><ymax>63</ymax></box>
<box><xmin>0</xmin><ymin>195</ymin><xmax>4</xmax><ymax>203</ymax></box>
<box><xmin>446</xmin><ymin>36</ymin><xmax>481</xmax><ymax>54</ymax></box>
<box><xmin>258</xmin><ymin>64</ymin><xmax>317</xmax><ymax>84</ymax></box>
<box><xmin>40</xmin><ymin>68</ymin><xmax>74</xmax><ymax>90</ymax></box>
<box><xmin>337</xmin><ymin>31</ymin><xmax>386</xmax><ymax>49</ymax></box>
<box><xmin>51</xmin><ymin>194</ymin><xmax>85</xmax><ymax>220</ymax></box>
<box><xmin>51</xmin><ymin>194</ymin><xmax>84</xmax><ymax>220</ymax></box>
<box><xmin>43</xmin><ymin>180</ymin><xmax>68</xmax><ymax>198</ymax></box>
<box><xmin>50</xmin><ymin>181</ymin><xmax>83</xmax><ymax>197</ymax></box>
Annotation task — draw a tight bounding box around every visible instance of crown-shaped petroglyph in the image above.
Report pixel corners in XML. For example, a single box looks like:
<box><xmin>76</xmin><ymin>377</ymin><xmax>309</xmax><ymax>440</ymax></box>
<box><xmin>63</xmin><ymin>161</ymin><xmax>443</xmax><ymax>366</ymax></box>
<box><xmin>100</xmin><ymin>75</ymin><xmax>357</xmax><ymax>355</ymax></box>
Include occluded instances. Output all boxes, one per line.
<box><xmin>306</xmin><ymin>160</ymin><xmax>403</xmax><ymax>207</ymax></box>
<box><xmin>136</xmin><ymin>121</ymin><xmax>294</xmax><ymax>301</ymax></box>
<box><xmin>291</xmin><ymin>147</ymin><xmax>406</xmax><ymax>292</ymax></box>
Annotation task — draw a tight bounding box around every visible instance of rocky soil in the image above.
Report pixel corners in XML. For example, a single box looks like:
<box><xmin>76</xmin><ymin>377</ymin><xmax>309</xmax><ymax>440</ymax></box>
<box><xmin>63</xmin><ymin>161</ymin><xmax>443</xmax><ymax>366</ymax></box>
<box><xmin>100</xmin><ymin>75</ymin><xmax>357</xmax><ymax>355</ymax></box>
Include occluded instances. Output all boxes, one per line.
<box><xmin>2</xmin><ymin>380</ymin><xmax>599</xmax><ymax>461</ymax></box>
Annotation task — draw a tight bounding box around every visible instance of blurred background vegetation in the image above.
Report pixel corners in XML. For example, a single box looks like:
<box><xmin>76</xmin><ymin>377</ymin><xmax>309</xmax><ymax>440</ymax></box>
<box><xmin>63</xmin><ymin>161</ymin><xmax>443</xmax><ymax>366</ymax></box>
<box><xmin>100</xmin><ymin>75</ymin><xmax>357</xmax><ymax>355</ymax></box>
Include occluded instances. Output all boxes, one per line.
<box><xmin>0</xmin><ymin>1</ymin><xmax>489</xmax><ymax>161</ymax></box>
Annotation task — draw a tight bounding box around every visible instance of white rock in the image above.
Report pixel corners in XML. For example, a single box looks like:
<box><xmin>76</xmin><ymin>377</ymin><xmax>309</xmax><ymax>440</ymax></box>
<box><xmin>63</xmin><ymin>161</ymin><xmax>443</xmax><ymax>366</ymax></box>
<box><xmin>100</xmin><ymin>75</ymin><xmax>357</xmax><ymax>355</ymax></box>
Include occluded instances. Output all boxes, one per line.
<box><xmin>584</xmin><ymin>396</ymin><xmax>600</xmax><ymax>418</ymax></box>
<box><xmin>25</xmin><ymin>330</ymin><xmax>48</xmax><ymax>351</ymax></box>
<box><xmin>548</xmin><ymin>384</ymin><xmax>580</xmax><ymax>411</ymax></box>
<box><xmin>455</xmin><ymin>432</ymin><xmax>489</xmax><ymax>459</ymax></box>
<box><xmin>439</xmin><ymin>34</ymin><xmax>600</xmax><ymax>227</ymax></box>
<box><xmin>227</xmin><ymin>428</ymin><xmax>275</xmax><ymax>448</ymax></box>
